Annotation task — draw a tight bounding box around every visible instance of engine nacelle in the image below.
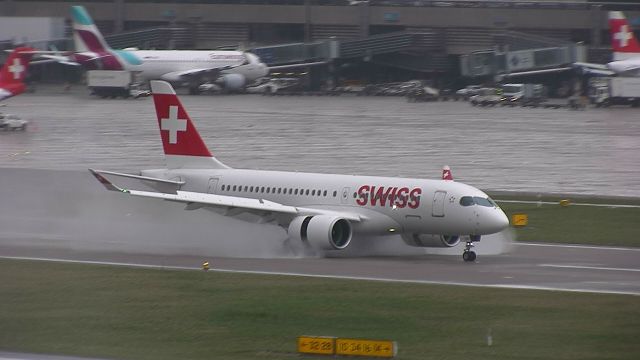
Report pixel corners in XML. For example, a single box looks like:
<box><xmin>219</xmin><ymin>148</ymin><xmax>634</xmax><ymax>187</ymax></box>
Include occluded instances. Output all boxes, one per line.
<box><xmin>401</xmin><ymin>234</ymin><xmax>460</xmax><ymax>248</ymax></box>
<box><xmin>218</xmin><ymin>73</ymin><xmax>247</xmax><ymax>90</ymax></box>
<box><xmin>288</xmin><ymin>216</ymin><xmax>353</xmax><ymax>251</ymax></box>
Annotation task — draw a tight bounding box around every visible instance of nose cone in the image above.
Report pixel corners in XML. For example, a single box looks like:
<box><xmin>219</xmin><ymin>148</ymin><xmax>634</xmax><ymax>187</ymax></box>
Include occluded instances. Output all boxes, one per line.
<box><xmin>490</xmin><ymin>209</ymin><xmax>510</xmax><ymax>234</ymax></box>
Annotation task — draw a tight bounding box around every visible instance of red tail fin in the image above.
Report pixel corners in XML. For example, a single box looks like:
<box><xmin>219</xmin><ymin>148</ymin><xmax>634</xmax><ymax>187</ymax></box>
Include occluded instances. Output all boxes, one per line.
<box><xmin>150</xmin><ymin>81</ymin><xmax>229</xmax><ymax>169</ymax></box>
<box><xmin>0</xmin><ymin>47</ymin><xmax>34</xmax><ymax>86</ymax></box>
<box><xmin>442</xmin><ymin>166</ymin><xmax>453</xmax><ymax>181</ymax></box>
<box><xmin>609</xmin><ymin>11</ymin><xmax>640</xmax><ymax>60</ymax></box>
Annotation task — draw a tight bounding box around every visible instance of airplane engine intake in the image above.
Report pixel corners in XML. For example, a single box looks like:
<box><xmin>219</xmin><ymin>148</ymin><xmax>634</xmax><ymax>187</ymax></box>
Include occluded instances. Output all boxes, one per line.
<box><xmin>401</xmin><ymin>234</ymin><xmax>460</xmax><ymax>248</ymax></box>
<box><xmin>288</xmin><ymin>216</ymin><xmax>352</xmax><ymax>251</ymax></box>
<box><xmin>219</xmin><ymin>73</ymin><xmax>247</xmax><ymax>90</ymax></box>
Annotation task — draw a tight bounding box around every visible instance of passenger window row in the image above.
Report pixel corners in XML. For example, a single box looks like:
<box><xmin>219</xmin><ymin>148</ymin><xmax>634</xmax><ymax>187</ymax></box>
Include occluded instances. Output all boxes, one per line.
<box><xmin>220</xmin><ymin>184</ymin><xmax>338</xmax><ymax>198</ymax></box>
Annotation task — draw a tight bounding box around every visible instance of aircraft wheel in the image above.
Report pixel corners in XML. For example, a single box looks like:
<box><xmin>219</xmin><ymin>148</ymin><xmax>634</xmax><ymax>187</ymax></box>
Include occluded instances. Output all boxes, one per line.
<box><xmin>463</xmin><ymin>251</ymin><xmax>476</xmax><ymax>262</ymax></box>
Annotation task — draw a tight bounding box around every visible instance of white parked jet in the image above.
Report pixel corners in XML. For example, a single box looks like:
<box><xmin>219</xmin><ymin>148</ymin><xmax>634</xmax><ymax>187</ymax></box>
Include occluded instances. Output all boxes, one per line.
<box><xmin>90</xmin><ymin>81</ymin><xmax>509</xmax><ymax>262</ymax></box>
<box><xmin>46</xmin><ymin>6</ymin><xmax>268</xmax><ymax>92</ymax></box>
<box><xmin>576</xmin><ymin>11</ymin><xmax>640</xmax><ymax>76</ymax></box>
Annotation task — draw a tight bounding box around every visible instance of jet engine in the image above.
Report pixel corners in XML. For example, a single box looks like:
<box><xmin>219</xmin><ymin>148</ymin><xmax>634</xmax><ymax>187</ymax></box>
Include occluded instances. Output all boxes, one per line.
<box><xmin>401</xmin><ymin>234</ymin><xmax>460</xmax><ymax>248</ymax></box>
<box><xmin>288</xmin><ymin>216</ymin><xmax>352</xmax><ymax>251</ymax></box>
<box><xmin>218</xmin><ymin>73</ymin><xmax>247</xmax><ymax>91</ymax></box>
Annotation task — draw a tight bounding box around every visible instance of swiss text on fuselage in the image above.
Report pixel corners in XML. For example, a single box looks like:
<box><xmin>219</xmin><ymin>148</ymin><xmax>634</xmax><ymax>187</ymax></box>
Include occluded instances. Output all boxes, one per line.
<box><xmin>356</xmin><ymin>185</ymin><xmax>421</xmax><ymax>209</ymax></box>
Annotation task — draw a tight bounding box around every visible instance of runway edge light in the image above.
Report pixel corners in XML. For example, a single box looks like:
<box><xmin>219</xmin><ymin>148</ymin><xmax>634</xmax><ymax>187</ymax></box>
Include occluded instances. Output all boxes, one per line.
<box><xmin>297</xmin><ymin>335</ymin><xmax>335</xmax><ymax>355</ymax></box>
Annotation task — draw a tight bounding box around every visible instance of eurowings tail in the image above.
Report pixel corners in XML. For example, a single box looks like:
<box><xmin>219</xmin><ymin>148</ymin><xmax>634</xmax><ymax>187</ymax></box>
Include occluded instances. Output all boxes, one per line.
<box><xmin>71</xmin><ymin>5</ymin><xmax>113</xmax><ymax>53</ymax></box>
<box><xmin>609</xmin><ymin>11</ymin><xmax>640</xmax><ymax>61</ymax></box>
<box><xmin>150</xmin><ymin>80</ymin><xmax>230</xmax><ymax>169</ymax></box>
<box><xmin>0</xmin><ymin>47</ymin><xmax>34</xmax><ymax>100</ymax></box>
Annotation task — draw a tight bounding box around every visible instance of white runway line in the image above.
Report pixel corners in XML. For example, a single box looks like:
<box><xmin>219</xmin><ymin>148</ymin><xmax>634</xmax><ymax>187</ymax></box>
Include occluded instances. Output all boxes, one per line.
<box><xmin>539</xmin><ymin>264</ymin><xmax>640</xmax><ymax>272</ymax></box>
<box><xmin>496</xmin><ymin>200</ymin><xmax>640</xmax><ymax>208</ymax></box>
<box><xmin>1</xmin><ymin>255</ymin><xmax>638</xmax><ymax>296</ymax></box>
<box><xmin>516</xmin><ymin>242</ymin><xmax>640</xmax><ymax>252</ymax></box>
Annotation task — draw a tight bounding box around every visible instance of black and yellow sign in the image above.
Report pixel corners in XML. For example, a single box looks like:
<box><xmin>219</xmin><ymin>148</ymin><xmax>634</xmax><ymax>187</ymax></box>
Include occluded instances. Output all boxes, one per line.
<box><xmin>297</xmin><ymin>336</ymin><xmax>335</xmax><ymax>355</ymax></box>
<box><xmin>512</xmin><ymin>213</ymin><xmax>528</xmax><ymax>227</ymax></box>
<box><xmin>336</xmin><ymin>338</ymin><xmax>396</xmax><ymax>358</ymax></box>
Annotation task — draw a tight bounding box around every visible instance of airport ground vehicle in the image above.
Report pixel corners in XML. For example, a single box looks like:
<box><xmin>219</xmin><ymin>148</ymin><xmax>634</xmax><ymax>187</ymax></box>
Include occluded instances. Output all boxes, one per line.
<box><xmin>455</xmin><ymin>85</ymin><xmax>482</xmax><ymax>99</ymax></box>
<box><xmin>589</xmin><ymin>77</ymin><xmax>640</xmax><ymax>107</ymax></box>
<box><xmin>0</xmin><ymin>113</ymin><xmax>28</xmax><ymax>131</ymax></box>
<box><xmin>87</xmin><ymin>70</ymin><xmax>149</xmax><ymax>99</ymax></box>
<box><xmin>406</xmin><ymin>85</ymin><xmax>439</xmax><ymax>102</ymax></box>
<box><xmin>246</xmin><ymin>78</ymin><xmax>300</xmax><ymax>94</ymax></box>
<box><xmin>469</xmin><ymin>88</ymin><xmax>502</xmax><ymax>106</ymax></box>
<box><xmin>500</xmin><ymin>83</ymin><xmax>545</xmax><ymax>106</ymax></box>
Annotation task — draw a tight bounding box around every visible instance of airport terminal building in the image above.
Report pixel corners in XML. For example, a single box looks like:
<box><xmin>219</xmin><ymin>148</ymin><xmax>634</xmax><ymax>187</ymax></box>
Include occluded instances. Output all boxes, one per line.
<box><xmin>1</xmin><ymin>0</ymin><xmax>640</xmax><ymax>87</ymax></box>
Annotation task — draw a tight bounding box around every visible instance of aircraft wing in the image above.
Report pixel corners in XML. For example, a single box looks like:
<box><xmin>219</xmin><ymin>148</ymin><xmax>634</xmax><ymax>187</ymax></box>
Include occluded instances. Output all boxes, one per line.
<box><xmin>572</xmin><ymin>62</ymin><xmax>616</xmax><ymax>76</ymax></box>
<box><xmin>160</xmin><ymin>66</ymin><xmax>235</xmax><ymax>82</ymax></box>
<box><xmin>89</xmin><ymin>169</ymin><xmax>364</xmax><ymax>222</ymax></box>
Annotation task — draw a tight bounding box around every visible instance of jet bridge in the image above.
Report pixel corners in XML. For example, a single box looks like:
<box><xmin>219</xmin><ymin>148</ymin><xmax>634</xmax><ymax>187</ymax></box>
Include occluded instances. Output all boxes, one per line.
<box><xmin>461</xmin><ymin>30</ymin><xmax>586</xmax><ymax>79</ymax></box>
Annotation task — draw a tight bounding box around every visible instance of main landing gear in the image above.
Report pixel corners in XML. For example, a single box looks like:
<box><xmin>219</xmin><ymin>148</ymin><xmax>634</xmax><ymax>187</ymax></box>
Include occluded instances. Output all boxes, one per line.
<box><xmin>462</xmin><ymin>235</ymin><xmax>481</xmax><ymax>262</ymax></box>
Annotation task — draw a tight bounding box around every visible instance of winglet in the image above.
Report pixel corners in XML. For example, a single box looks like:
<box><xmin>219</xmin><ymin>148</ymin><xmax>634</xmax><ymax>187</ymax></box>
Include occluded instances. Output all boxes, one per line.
<box><xmin>442</xmin><ymin>165</ymin><xmax>453</xmax><ymax>181</ymax></box>
<box><xmin>89</xmin><ymin>169</ymin><xmax>127</xmax><ymax>192</ymax></box>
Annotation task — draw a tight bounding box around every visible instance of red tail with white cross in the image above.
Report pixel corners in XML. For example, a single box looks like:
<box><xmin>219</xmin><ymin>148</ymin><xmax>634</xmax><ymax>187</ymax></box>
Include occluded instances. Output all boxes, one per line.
<box><xmin>609</xmin><ymin>11</ymin><xmax>640</xmax><ymax>60</ymax></box>
<box><xmin>150</xmin><ymin>81</ymin><xmax>229</xmax><ymax>169</ymax></box>
<box><xmin>0</xmin><ymin>47</ymin><xmax>34</xmax><ymax>98</ymax></box>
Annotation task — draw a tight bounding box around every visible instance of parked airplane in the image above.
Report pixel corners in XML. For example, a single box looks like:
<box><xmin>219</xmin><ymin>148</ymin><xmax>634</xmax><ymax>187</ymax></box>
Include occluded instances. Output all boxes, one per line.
<box><xmin>575</xmin><ymin>11</ymin><xmax>640</xmax><ymax>76</ymax></box>
<box><xmin>89</xmin><ymin>81</ymin><xmax>509</xmax><ymax>262</ymax></box>
<box><xmin>44</xmin><ymin>6</ymin><xmax>268</xmax><ymax>93</ymax></box>
<box><xmin>0</xmin><ymin>47</ymin><xmax>34</xmax><ymax>101</ymax></box>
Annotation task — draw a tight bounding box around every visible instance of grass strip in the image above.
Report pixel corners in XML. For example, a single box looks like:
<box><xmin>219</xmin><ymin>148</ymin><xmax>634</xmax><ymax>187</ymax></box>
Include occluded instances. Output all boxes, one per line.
<box><xmin>1</xmin><ymin>259</ymin><xmax>639</xmax><ymax>360</ymax></box>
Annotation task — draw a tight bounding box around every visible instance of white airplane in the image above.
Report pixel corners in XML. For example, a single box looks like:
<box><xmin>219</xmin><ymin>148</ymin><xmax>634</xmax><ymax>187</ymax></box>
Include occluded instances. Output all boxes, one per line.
<box><xmin>89</xmin><ymin>80</ymin><xmax>509</xmax><ymax>262</ymax></box>
<box><xmin>45</xmin><ymin>6</ymin><xmax>268</xmax><ymax>92</ymax></box>
<box><xmin>575</xmin><ymin>11</ymin><xmax>640</xmax><ymax>76</ymax></box>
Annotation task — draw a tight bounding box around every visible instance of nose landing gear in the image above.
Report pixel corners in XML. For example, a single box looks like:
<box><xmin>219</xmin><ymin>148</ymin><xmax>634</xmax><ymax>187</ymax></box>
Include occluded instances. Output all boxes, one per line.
<box><xmin>462</xmin><ymin>235</ymin><xmax>480</xmax><ymax>262</ymax></box>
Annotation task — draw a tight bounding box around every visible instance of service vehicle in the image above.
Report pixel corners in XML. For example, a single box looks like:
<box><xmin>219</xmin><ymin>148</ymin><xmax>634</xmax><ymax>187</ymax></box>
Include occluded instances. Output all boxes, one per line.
<box><xmin>0</xmin><ymin>113</ymin><xmax>28</xmax><ymax>131</ymax></box>
<box><xmin>589</xmin><ymin>77</ymin><xmax>640</xmax><ymax>107</ymax></box>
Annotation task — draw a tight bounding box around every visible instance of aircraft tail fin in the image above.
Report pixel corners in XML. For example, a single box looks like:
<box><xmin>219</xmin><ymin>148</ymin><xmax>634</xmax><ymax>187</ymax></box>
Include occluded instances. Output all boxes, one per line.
<box><xmin>609</xmin><ymin>11</ymin><xmax>640</xmax><ymax>60</ymax></box>
<box><xmin>71</xmin><ymin>6</ymin><xmax>113</xmax><ymax>53</ymax></box>
<box><xmin>442</xmin><ymin>165</ymin><xmax>453</xmax><ymax>181</ymax></box>
<box><xmin>0</xmin><ymin>47</ymin><xmax>34</xmax><ymax>86</ymax></box>
<box><xmin>150</xmin><ymin>80</ymin><xmax>230</xmax><ymax>169</ymax></box>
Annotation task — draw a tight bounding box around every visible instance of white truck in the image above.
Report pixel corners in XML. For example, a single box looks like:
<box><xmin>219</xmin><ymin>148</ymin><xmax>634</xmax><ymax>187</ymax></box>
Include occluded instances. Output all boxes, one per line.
<box><xmin>500</xmin><ymin>83</ymin><xmax>545</xmax><ymax>106</ymax></box>
<box><xmin>87</xmin><ymin>70</ymin><xmax>149</xmax><ymax>99</ymax></box>
<box><xmin>589</xmin><ymin>77</ymin><xmax>640</xmax><ymax>107</ymax></box>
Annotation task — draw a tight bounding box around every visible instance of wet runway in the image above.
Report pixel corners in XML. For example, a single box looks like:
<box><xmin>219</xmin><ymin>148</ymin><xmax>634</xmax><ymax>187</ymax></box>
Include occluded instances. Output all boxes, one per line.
<box><xmin>1</xmin><ymin>88</ymin><xmax>639</xmax><ymax>296</ymax></box>
<box><xmin>2</xmin><ymin>87</ymin><xmax>639</xmax><ymax>196</ymax></box>
<box><xmin>2</xmin><ymin>242</ymin><xmax>639</xmax><ymax>295</ymax></box>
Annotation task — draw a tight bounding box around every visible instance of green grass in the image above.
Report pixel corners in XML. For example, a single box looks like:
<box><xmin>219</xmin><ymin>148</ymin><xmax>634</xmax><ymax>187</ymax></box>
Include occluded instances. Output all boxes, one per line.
<box><xmin>1</xmin><ymin>259</ymin><xmax>639</xmax><ymax>360</ymax></box>
<box><xmin>486</xmin><ymin>193</ymin><xmax>640</xmax><ymax>247</ymax></box>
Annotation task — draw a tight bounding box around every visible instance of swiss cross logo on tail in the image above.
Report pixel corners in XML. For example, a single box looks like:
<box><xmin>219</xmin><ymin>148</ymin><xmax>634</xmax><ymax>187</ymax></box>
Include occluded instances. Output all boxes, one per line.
<box><xmin>8</xmin><ymin>58</ymin><xmax>25</xmax><ymax>80</ymax></box>
<box><xmin>614</xmin><ymin>25</ymin><xmax>633</xmax><ymax>48</ymax></box>
<box><xmin>161</xmin><ymin>106</ymin><xmax>187</xmax><ymax>144</ymax></box>
<box><xmin>609</xmin><ymin>11</ymin><xmax>640</xmax><ymax>55</ymax></box>
<box><xmin>151</xmin><ymin>81</ymin><xmax>212</xmax><ymax>158</ymax></box>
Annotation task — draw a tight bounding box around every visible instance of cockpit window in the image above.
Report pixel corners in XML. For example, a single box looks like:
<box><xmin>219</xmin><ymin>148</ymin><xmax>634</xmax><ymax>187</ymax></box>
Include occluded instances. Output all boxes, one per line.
<box><xmin>460</xmin><ymin>196</ymin><xmax>475</xmax><ymax>206</ymax></box>
<box><xmin>474</xmin><ymin>196</ymin><xmax>495</xmax><ymax>207</ymax></box>
<box><xmin>460</xmin><ymin>196</ymin><xmax>497</xmax><ymax>207</ymax></box>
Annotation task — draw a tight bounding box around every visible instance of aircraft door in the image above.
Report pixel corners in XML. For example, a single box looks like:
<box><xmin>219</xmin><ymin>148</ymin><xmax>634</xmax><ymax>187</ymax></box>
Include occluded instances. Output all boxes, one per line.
<box><xmin>341</xmin><ymin>187</ymin><xmax>351</xmax><ymax>204</ymax></box>
<box><xmin>207</xmin><ymin>177</ymin><xmax>219</xmax><ymax>194</ymax></box>
<box><xmin>432</xmin><ymin>191</ymin><xmax>446</xmax><ymax>217</ymax></box>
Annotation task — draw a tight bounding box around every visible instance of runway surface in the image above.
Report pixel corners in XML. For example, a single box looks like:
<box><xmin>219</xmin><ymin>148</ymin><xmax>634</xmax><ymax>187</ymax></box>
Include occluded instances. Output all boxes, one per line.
<box><xmin>1</xmin><ymin>90</ymin><xmax>639</xmax><ymax>298</ymax></box>
<box><xmin>2</xmin><ymin>242</ymin><xmax>639</xmax><ymax>296</ymax></box>
<box><xmin>2</xmin><ymin>87</ymin><xmax>639</xmax><ymax>196</ymax></box>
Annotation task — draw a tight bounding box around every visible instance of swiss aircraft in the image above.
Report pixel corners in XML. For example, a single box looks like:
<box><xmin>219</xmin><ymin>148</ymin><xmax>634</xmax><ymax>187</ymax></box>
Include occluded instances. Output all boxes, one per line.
<box><xmin>43</xmin><ymin>6</ymin><xmax>268</xmax><ymax>93</ymax></box>
<box><xmin>90</xmin><ymin>81</ymin><xmax>509</xmax><ymax>262</ymax></box>
<box><xmin>575</xmin><ymin>11</ymin><xmax>640</xmax><ymax>76</ymax></box>
<box><xmin>0</xmin><ymin>47</ymin><xmax>34</xmax><ymax>101</ymax></box>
